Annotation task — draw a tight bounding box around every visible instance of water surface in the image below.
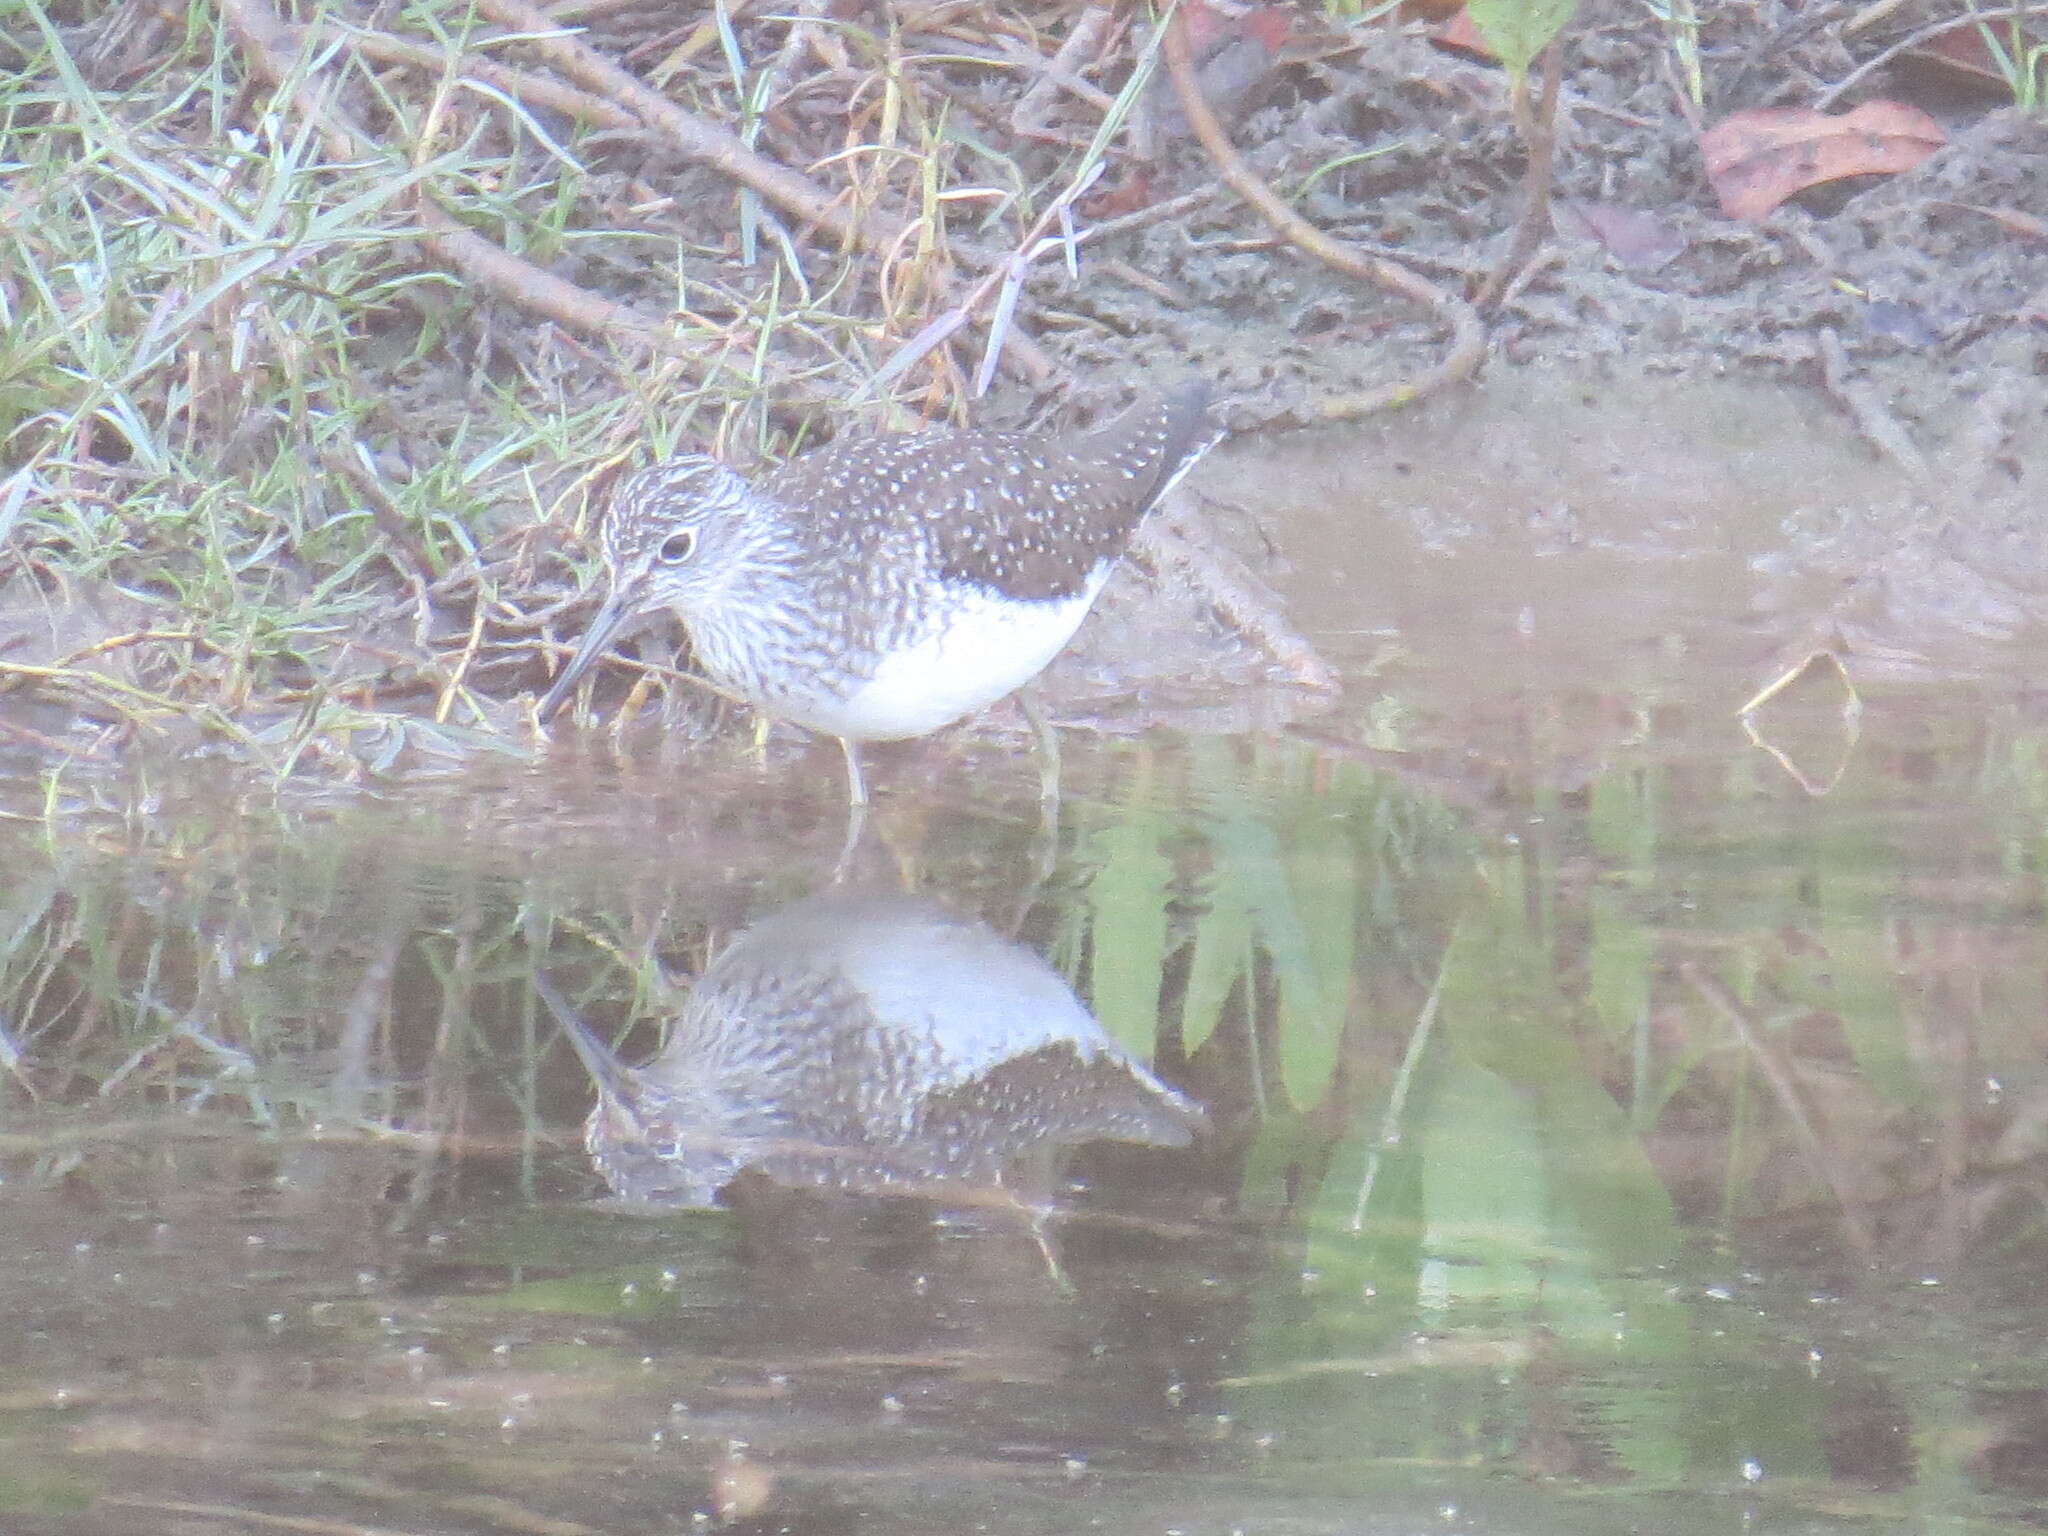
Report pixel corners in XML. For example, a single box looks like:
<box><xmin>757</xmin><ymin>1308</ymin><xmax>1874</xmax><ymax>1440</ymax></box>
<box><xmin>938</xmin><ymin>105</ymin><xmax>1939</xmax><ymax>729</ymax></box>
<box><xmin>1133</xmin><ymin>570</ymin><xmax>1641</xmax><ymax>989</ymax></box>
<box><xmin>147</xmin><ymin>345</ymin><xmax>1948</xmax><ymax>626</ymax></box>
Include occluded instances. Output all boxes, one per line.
<box><xmin>5</xmin><ymin>376</ymin><xmax>2048</xmax><ymax>1534</ymax></box>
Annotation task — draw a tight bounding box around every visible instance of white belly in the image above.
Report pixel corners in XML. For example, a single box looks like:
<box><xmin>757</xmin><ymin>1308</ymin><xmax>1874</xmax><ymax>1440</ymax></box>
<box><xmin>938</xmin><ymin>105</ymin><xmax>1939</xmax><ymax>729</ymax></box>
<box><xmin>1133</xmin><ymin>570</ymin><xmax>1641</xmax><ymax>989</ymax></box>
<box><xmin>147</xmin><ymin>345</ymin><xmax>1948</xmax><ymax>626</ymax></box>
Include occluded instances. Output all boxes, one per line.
<box><xmin>793</xmin><ymin>580</ymin><xmax>1103</xmax><ymax>741</ymax></box>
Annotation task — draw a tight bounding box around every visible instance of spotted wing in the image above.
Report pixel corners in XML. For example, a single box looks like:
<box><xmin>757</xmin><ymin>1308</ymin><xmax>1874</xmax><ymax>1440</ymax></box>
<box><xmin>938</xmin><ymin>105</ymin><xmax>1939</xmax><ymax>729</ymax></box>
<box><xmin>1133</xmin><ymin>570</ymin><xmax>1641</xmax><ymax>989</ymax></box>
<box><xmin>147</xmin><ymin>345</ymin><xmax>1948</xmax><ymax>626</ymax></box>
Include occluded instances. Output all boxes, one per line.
<box><xmin>758</xmin><ymin>384</ymin><xmax>1217</xmax><ymax>602</ymax></box>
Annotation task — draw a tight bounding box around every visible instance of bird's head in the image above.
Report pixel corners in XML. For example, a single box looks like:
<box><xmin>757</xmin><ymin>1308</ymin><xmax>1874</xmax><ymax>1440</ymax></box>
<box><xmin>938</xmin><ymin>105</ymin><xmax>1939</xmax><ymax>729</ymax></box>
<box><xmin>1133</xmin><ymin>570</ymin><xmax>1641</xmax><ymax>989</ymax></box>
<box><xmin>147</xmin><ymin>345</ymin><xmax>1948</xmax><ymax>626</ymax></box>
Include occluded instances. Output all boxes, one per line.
<box><xmin>536</xmin><ymin>455</ymin><xmax>767</xmax><ymax>721</ymax></box>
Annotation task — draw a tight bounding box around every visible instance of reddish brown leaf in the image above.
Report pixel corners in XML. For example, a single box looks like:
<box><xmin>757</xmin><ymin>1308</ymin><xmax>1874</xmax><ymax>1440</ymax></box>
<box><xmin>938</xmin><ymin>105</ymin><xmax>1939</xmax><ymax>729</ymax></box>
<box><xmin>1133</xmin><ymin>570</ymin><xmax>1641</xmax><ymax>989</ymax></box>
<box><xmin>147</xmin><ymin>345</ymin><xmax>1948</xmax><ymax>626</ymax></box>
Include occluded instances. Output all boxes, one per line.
<box><xmin>1908</xmin><ymin>21</ymin><xmax>2048</xmax><ymax>91</ymax></box>
<box><xmin>1431</xmin><ymin>7</ymin><xmax>1497</xmax><ymax>62</ymax></box>
<box><xmin>1155</xmin><ymin>1</ymin><xmax>1291</xmax><ymax>137</ymax></box>
<box><xmin>1182</xmin><ymin>0</ymin><xmax>1289</xmax><ymax>54</ymax></box>
<box><xmin>1698</xmin><ymin>102</ymin><xmax>1946</xmax><ymax>223</ymax></box>
<box><xmin>1077</xmin><ymin>171</ymin><xmax>1158</xmax><ymax>221</ymax></box>
<box><xmin>1911</xmin><ymin>23</ymin><xmax>2010</xmax><ymax>82</ymax></box>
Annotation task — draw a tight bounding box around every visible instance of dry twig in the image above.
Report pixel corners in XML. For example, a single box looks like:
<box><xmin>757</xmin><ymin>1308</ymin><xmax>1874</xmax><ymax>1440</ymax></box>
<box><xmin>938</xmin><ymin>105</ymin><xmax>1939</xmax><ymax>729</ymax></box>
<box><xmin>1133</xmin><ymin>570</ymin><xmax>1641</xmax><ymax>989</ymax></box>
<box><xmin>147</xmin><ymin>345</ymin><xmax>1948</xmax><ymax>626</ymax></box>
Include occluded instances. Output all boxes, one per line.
<box><xmin>1475</xmin><ymin>38</ymin><xmax>1564</xmax><ymax>312</ymax></box>
<box><xmin>1135</xmin><ymin>504</ymin><xmax>1338</xmax><ymax>692</ymax></box>
<box><xmin>1816</xmin><ymin>5</ymin><xmax>2045</xmax><ymax>109</ymax></box>
<box><xmin>475</xmin><ymin>0</ymin><xmax>904</xmax><ymax>255</ymax></box>
<box><xmin>218</xmin><ymin>0</ymin><xmax>789</xmax><ymax>390</ymax></box>
<box><xmin>1814</xmin><ymin>330</ymin><xmax>1936</xmax><ymax>500</ymax></box>
<box><xmin>1159</xmin><ymin>12</ymin><xmax>1485</xmax><ymax>424</ymax></box>
<box><xmin>1011</xmin><ymin>6</ymin><xmax>1117</xmax><ymax>142</ymax></box>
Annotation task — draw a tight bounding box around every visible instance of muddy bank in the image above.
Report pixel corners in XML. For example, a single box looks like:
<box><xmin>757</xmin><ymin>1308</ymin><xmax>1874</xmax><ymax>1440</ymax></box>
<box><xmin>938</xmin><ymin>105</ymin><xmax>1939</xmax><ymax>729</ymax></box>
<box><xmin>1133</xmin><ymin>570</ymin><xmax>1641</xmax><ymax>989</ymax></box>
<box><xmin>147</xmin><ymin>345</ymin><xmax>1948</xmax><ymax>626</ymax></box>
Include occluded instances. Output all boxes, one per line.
<box><xmin>3</xmin><ymin>0</ymin><xmax>2046</xmax><ymax>775</ymax></box>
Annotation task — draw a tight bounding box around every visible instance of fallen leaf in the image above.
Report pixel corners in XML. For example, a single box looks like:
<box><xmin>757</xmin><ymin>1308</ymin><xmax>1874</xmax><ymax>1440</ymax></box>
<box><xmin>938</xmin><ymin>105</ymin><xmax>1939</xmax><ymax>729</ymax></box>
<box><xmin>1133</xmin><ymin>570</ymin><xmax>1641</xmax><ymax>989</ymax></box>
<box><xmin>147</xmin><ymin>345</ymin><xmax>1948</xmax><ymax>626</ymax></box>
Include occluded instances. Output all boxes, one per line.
<box><xmin>1909</xmin><ymin>22</ymin><xmax>2012</xmax><ymax>82</ymax></box>
<box><xmin>1077</xmin><ymin>171</ymin><xmax>1157</xmax><ymax>220</ymax></box>
<box><xmin>1430</xmin><ymin>7</ymin><xmax>1496</xmax><ymax>62</ymax></box>
<box><xmin>1938</xmin><ymin>201</ymin><xmax>2048</xmax><ymax>243</ymax></box>
<box><xmin>1155</xmin><ymin>0</ymin><xmax>1291</xmax><ymax>135</ymax></box>
<box><xmin>1556</xmin><ymin>200</ymin><xmax>1687</xmax><ymax>270</ymax></box>
<box><xmin>1907</xmin><ymin>20</ymin><xmax>2048</xmax><ymax>94</ymax></box>
<box><xmin>1181</xmin><ymin>0</ymin><xmax>1290</xmax><ymax>55</ymax></box>
<box><xmin>1698</xmin><ymin>102</ymin><xmax>1946</xmax><ymax>223</ymax></box>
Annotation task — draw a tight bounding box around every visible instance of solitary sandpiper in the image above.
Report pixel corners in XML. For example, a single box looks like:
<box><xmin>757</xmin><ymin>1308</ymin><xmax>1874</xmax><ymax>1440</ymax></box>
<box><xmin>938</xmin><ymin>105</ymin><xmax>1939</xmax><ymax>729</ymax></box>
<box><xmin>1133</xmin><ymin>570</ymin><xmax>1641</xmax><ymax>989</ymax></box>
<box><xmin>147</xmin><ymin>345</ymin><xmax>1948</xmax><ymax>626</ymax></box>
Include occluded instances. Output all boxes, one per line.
<box><xmin>536</xmin><ymin>383</ymin><xmax>1218</xmax><ymax>805</ymax></box>
<box><xmin>539</xmin><ymin>891</ymin><xmax>1203</xmax><ymax>1209</ymax></box>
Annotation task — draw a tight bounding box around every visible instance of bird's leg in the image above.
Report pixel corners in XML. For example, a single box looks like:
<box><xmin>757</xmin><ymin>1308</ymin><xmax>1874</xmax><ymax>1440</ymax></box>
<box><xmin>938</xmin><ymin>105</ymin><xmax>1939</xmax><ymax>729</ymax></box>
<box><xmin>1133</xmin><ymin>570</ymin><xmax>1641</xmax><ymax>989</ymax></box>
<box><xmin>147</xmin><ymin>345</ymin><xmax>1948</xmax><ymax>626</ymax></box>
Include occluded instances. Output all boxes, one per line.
<box><xmin>832</xmin><ymin>736</ymin><xmax>870</xmax><ymax>883</ymax></box>
<box><xmin>1000</xmin><ymin>689</ymin><xmax>1063</xmax><ymax>932</ymax></box>
<box><xmin>1016</xmin><ymin>688</ymin><xmax>1063</xmax><ymax>829</ymax></box>
<box><xmin>838</xmin><ymin>736</ymin><xmax>869</xmax><ymax>808</ymax></box>
<box><xmin>1019</xmin><ymin>1197</ymin><xmax>1074</xmax><ymax>1296</ymax></box>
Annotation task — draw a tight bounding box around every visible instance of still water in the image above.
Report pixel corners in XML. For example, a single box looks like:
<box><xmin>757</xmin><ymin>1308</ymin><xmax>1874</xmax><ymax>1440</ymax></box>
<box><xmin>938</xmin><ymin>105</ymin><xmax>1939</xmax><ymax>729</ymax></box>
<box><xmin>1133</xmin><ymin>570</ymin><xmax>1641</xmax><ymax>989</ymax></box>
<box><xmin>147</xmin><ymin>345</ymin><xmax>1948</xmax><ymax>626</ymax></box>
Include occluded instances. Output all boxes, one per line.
<box><xmin>6</xmin><ymin>379</ymin><xmax>2048</xmax><ymax>1534</ymax></box>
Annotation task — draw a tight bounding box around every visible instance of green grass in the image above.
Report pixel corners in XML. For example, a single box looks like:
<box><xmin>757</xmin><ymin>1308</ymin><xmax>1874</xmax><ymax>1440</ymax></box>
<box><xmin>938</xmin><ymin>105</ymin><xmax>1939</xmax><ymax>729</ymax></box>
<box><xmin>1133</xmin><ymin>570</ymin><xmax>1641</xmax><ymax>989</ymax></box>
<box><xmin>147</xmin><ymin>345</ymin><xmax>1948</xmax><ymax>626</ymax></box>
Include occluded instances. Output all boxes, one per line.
<box><xmin>0</xmin><ymin>0</ymin><xmax>1134</xmax><ymax>772</ymax></box>
<box><xmin>1968</xmin><ymin>1</ymin><xmax>2048</xmax><ymax>115</ymax></box>
<box><xmin>2</xmin><ymin>1</ymin><xmax>547</xmax><ymax>752</ymax></box>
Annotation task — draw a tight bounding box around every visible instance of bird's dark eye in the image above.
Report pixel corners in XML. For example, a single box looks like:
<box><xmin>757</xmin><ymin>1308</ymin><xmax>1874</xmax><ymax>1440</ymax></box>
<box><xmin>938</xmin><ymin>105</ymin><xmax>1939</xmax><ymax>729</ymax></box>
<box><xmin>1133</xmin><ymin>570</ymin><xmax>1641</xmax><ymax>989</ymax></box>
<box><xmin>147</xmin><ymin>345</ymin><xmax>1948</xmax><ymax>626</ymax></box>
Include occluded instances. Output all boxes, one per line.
<box><xmin>658</xmin><ymin>529</ymin><xmax>698</xmax><ymax>564</ymax></box>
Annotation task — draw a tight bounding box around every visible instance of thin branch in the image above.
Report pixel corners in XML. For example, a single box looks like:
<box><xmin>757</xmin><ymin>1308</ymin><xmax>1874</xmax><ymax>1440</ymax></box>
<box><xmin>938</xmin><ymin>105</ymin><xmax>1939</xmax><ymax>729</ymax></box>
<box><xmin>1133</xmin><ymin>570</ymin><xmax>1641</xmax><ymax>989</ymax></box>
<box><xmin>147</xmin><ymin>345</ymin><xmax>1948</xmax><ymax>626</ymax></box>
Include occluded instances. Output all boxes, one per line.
<box><xmin>337</xmin><ymin>19</ymin><xmax>647</xmax><ymax>134</ymax></box>
<box><xmin>217</xmin><ymin>0</ymin><xmax>813</xmax><ymax>396</ymax></box>
<box><xmin>474</xmin><ymin>0</ymin><xmax>907</xmax><ymax>255</ymax></box>
<box><xmin>1683</xmin><ymin>963</ymin><xmax>1876</xmax><ymax>1258</ymax></box>
<box><xmin>1816</xmin><ymin>5</ymin><xmax>2045</xmax><ymax>109</ymax></box>
<box><xmin>1160</xmin><ymin>11</ymin><xmax>1484</xmax><ymax>424</ymax></box>
<box><xmin>1475</xmin><ymin>37</ymin><xmax>1564</xmax><ymax>313</ymax></box>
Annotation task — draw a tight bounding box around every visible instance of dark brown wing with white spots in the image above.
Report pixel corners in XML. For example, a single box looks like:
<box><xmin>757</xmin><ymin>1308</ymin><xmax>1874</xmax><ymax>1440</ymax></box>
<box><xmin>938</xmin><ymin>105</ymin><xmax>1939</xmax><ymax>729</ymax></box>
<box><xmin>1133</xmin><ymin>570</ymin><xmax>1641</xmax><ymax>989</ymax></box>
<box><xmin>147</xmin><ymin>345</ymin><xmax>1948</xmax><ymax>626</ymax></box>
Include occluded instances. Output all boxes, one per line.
<box><xmin>756</xmin><ymin>384</ymin><xmax>1217</xmax><ymax>602</ymax></box>
<box><xmin>939</xmin><ymin>382</ymin><xmax>1217</xmax><ymax>598</ymax></box>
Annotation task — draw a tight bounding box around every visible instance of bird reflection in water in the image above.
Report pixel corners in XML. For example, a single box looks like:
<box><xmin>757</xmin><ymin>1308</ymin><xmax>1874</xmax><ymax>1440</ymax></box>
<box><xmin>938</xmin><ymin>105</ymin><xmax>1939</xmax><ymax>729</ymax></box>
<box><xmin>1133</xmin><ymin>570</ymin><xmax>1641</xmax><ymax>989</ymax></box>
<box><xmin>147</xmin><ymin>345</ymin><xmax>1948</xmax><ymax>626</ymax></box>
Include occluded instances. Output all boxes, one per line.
<box><xmin>539</xmin><ymin>894</ymin><xmax>1204</xmax><ymax>1221</ymax></box>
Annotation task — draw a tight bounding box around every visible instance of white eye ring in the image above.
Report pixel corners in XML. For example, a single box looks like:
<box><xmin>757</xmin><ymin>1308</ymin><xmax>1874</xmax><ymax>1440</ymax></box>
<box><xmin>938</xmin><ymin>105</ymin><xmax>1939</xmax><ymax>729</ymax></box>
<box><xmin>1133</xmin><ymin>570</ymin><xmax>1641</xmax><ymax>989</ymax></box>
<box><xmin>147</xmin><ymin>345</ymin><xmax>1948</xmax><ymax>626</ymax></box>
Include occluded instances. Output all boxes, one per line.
<box><xmin>658</xmin><ymin>529</ymin><xmax>698</xmax><ymax>564</ymax></box>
